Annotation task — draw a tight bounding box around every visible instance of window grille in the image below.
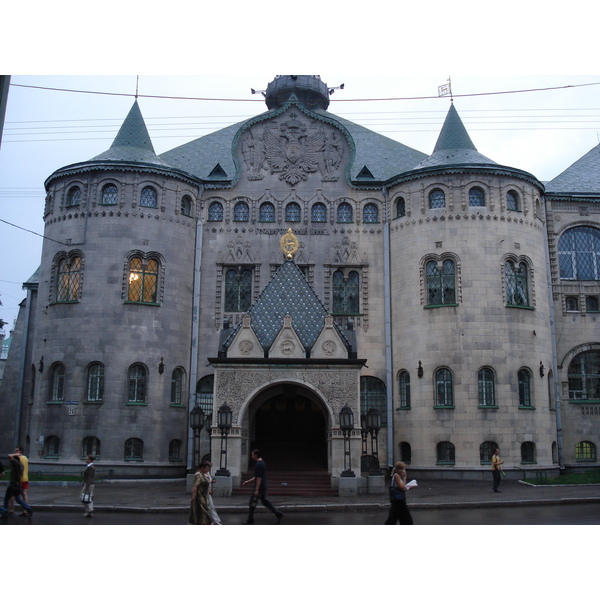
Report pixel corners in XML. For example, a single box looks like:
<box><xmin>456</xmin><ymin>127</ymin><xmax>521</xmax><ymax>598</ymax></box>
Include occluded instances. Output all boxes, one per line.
<box><xmin>558</xmin><ymin>226</ymin><xmax>600</xmax><ymax>280</ymax></box>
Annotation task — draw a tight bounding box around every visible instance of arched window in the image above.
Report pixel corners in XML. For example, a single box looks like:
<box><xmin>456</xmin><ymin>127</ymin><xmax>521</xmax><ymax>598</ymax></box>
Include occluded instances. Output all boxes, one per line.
<box><xmin>399</xmin><ymin>442</ymin><xmax>412</xmax><ymax>464</ymax></box>
<box><xmin>66</xmin><ymin>186</ymin><xmax>81</xmax><ymax>207</ymax></box>
<box><xmin>181</xmin><ymin>195</ymin><xmax>192</xmax><ymax>217</ymax></box>
<box><xmin>478</xmin><ymin>368</ymin><xmax>496</xmax><ymax>406</ymax></box>
<box><xmin>363</xmin><ymin>203</ymin><xmax>379</xmax><ymax>223</ymax></box>
<box><xmin>259</xmin><ymin>202</ymin><xmax>275</xmax><ymax>222</ymax></box>
<box><xmin>396</xmin><ymin>197</ymin><xmax>406</xmax><ymax>218</ymax></box>
<box><xmin>521</xmin><ymin>442</ymin><xmax>536</xmax><ymax>463</ymax></box>
<box><xmin>469</xmin><ymin>187</ymin><xmax>485</xmax><ymax>207</ymax></box>
<box><xmin>480</xmin><ymin>441</ymin><xmax>498</xmax><ymax>464</ymax></box>
<box><xmin>285</xmin><ymin>202</ymin><xmax>301</xmax><ymax>222</ymax></box>
<box><xmin>128</xmin><ymin>257</ymin><xmax>159</xmax><ymax>304</ymax></box>
<box><xmin>225</xmin><ymin>268</ymin><xmax>252</xmax><ymax>312</ymax></box>
<box><xmin>171</xmin><ymin>367</ymin><xmax>185</xmax><ymax>406</ymax></box>
<box><xmin>311</xmin><ymin>202</ymin><xmax>327</xmax><ymax>223</ymax></box>
<box><xmin>398</xmin><ymin>370</ymin><xmax>410</xmax><ymax>408</ymax></box>
<box><xmin>429</xmin><ymin>189</ymin><xmax>445</xmax><ymax>209</ymax></box>
<box><xmin>435</xmin><ymin>368</ymin><xmax>453</xmax><ymax>407</ymax></box>
<box><xmin>337</xmin><ymin>202</ymin><xmax>353</xmax><ymax>223</ymax></box>
<box><xmin>332</xmin><ymin>270</ymin><xmax>360</xmax><ymax>314</ymax></box>
<box><xmin>101</xmin><ymin>184</ymin><xmax>118</xmax><ymax>205</ymax></box>
<box><xmin>196</xmin><ymin>375</ymin><xmax>214</xmax><ymax>428</ymax></box>
<box><xmin>50</xmin><ymin>363</ymin><xmax>65</xmax><ymax>403</ymax></box>
<box><xmin>506</xmin><ymin>190</ymin><xmax>520</xmax><ymax>211</ymax></box>
<box><xmin>568</xmin><ymin>350</ymin><xmax>600</xmax><ymax>402</ymax></box>
<box><xmin>505</xmin><ymin>259</ymin><xmax>529</xmax><ymax>307</ymax></box>
<box><xmin>169</xmin><ymin>439</ymin><xmax>183</xmax><ymax>461</ymax></box>
<box><xmin>82</xmin><ymin>437</ymin><xmax>101</xmax><ymax>458</ymax></box>
<box><xmin>125</xmin><ymin>438</ymin><xmax>144</xmax><ymax>461</ymax></box>
<box><xmin>233</xmin><ymin>201</ymin><xmax>249</xmax><ymax>222</ymax></box>
<box><xmin>575</xmin><ymin>441</ymin><xmax>597</xmax><ymax>461</ymax></box>
<box><xmin>586</xmin><ymin>296</ymin><xmax>599</xmax><ymax>312</ymax></box>
<box><xmin>426</xmin><ymin>259</ymin><xmax>456</xmax><ymax>306</ymax></box>
<box><xmin>558</xmin><ymin>226</ymin><xmax>600</xmax><ymax>280</ymax></box>
<box><xmin>360</xmin><ymin>376</ymin><xmax>387</xmax><ymax>426</ymax></box>
<box><xmin>128</xmin><ymin>364</ymin><xmax>147</xmax><ymax>403</ymax></box>
<box><xmin>86</xmin><ymin>363</ymin><xmax>104</xmax><ymax>403</ymax></box>
<box><xmin>208</xmin><ymin>201</ymin><xmax>223</xmax><ymax>222</ymax></box>
<box><xmin>44</xmin><ymin>436</ymin><xmax>60</xmax><ymax>458</ymax></box>
<box><xmin>436</xmin><ymin>441</ymin><xmax>455</xmax><ymax>464</ymax></box>
<box><xmin>57</xmin><ymin>255</ymin><xmax>82</xmax><ymax>302</ymax></box>
<box><xmin>518</xmin><ymin>368</ymin><xmax>532</xmax><ymax>407</ymax></box>
<box><xmin>140</xmin><ymin>186</ymin><xmax>157</xmax><ymax>208</ymax></box>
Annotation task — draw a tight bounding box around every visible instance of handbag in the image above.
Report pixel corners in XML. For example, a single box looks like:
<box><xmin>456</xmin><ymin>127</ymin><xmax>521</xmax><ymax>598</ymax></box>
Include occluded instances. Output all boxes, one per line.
<box><xmin>80</xmin><ymin>491</ymin><xmax>92</xmax><ymax>504</ymax></box>
<box><xmin>389</xmin><ymin>485</ymin><xmax>405</xmax><ymax>502</ymax></box>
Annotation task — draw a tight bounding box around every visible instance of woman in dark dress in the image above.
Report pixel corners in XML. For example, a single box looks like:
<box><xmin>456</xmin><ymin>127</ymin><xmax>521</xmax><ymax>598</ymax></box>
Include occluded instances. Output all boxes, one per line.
<box><xmin>384</xmin><ymin>461</ymin><xmax>413</xmax><ymax>525</ymax></box>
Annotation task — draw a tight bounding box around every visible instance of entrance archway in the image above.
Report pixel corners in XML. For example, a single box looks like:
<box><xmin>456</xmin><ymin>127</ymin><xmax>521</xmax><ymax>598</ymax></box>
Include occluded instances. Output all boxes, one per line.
<box><xmin>250</xmin><ymin>384</ymin><xmax>328</xmax><ymax>471</ymax></box>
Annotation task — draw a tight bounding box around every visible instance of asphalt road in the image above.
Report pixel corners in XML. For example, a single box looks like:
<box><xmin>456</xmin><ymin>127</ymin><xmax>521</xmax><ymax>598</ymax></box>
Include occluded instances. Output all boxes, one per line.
<box><xmin>1</xmin><ymin>502</ymin><xmax>598</xmax><ymax>525</ymax></box>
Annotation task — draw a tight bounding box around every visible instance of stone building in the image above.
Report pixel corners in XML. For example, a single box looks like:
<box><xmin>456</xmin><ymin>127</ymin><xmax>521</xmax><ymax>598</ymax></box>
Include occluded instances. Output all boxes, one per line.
<box><xmin>0</xmin><ymin>75</ymin><xmax>598</xmax><ymax>489</ymax></box>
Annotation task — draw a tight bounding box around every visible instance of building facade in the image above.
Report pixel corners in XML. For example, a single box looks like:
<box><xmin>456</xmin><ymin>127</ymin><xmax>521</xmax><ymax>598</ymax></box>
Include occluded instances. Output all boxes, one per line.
<box><xmin>0</xmin><ymin>75</ymin><xmax>598</xmax><ymax>486</ymax></box>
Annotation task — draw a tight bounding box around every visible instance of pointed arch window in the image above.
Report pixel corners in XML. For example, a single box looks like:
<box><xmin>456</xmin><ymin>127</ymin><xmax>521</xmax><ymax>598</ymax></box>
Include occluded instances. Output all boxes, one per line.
<box><xmin>429</xmin><ymin>189</ymin><xmax>445</xmax><ymax>209</ymax></box>
<box><xmin>285</xmin><ymin>202</ymin><xmax>301</xmax><ymax>222</ymax></box>
<box><xmin>558</xmin><ymin>226</ymin><xmax>600</xmax><ymax>280</ymax></box>
<box><xmin>311</xmin><ymin>202</ymin><xmax>327</xmax><ymax>223</ymax></box>
<box><xmin>259</xmin><ymin>202</ymin><xmax>275</xmax><ymax>222</ymax></box>
<box><xmin>57</xmin><ymin>255</ymin><xmax>82</xmax><ymax>302</ymax></box>
<box><xmin>505</xmin><ymin>259</ymin><xmax>530</xmax><ymax>307</ymax></box>
<box><xmin>101</xmin><ymin>184</ymin><xmax>118</xmax><ymax>205</ymax></box>
<box><xmin>337</xmin><ymin>202</ymin><xmax>353</xmax><ymax>223</ymax></box>
<box><xmin>140</xmin><ymin>186</ymin><xmax>158</xmax><ymax>208</ymax></box>
<box><xmin>128</xmin><ymin>257</ymin><xmax>159</xmax><ymax>304</ymax></box>
<box><xmin>208</xmin><ymin>201</ymin><xmax>223</xmax><ymax>222</ymax></box>
<box><xmin>426</xmin><ymin>259</ymin><xmax>456</xmax><ymax>306</ymax></box>
<box><xmin>225</xmin><ymin>268</ymin><xmax>252</xmax><ymax>312</ymax></box>
<box><xmin>332</xmin><ymin>269</ymin><xmax>360</xmax><ymax>315</ymax></box>
<box><xmin>363</xmin><ymin>203</ymin><xmax>379</xmax><ymax>223</ymax></box>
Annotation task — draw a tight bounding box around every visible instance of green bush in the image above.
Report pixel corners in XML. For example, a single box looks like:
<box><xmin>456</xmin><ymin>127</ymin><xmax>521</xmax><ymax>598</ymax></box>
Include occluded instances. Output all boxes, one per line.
<box><xmin>524</xmin><ymin>470</ymin><xmax>600</xmax><ymax>485</ymax></box>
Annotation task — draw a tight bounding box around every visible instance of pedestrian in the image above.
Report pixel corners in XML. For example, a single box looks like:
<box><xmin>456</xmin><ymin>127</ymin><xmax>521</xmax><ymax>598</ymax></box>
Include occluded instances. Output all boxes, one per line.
<box><xmin>242</xmin><ymin>449</ymin><xmax>284</xmax><ymax>525</ymax></box>
<box><xmin>492</xmin><ymin>447</ymin><xmax>504</xmax><ymax>492</ymax></box>
<box><xmin>81</xmin><ymin>455</ymin><xmax>96</xmax><ymax>517</ymax></box>
<box><xmin>189</xmin><ymin>460</ymin><xmax>212</xmax><ymax>525</ymax></box>
<box><xmin>8</xmin><ymin>446</ymin><xmax>29</xmax><ymax>515</ymax></box>
<box><xmin>384</xmin><ymin>461</ymin><xmax>413</xmax><ymax>525</ymax></box>
<box><xmin>2</xmin><ymin>454</ymin><xmax>33</xmax><ymax>519</ymax></box>
<box><xmin>207</xmin><ymin>470</ymin><xmax>221</xmax><ymax>525</ymax></box>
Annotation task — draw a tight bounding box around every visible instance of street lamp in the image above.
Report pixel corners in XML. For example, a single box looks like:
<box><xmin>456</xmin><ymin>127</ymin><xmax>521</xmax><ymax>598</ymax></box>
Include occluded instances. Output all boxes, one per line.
<box><xmin>189</xmin><ymin>405</ymin><xmax>204</xmax><ymax>472</ymax></box>
<box><xmin>215</xmin><ymin>403</ymin><xmax>232</xmax><ymax>477</ymax></box>
<box><xmin>366</xmin><ymin>408</ymin><xmax>382</xmax><ymax>475</ymax></box>
<box><xmin>340</xmin><ymin>404</ymin><xmax>355</xmax><ymax>477</ymax></box>
<box><xmin>360</xmin><ymin>412</ymin><xmax>369</xmax><ymax>456</ymax></box>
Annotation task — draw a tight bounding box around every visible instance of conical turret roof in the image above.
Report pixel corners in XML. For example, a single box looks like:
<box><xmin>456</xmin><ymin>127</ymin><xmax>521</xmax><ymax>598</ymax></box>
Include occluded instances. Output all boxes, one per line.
<box><xmin>90</xmin><ymin>101</ymin><xmax>170</xmax><ymax>167</ymax></box>
<box><xmin>412</xmin><ymin>104</ymin><xmax>497</xmax><ymax>170</ymax></box>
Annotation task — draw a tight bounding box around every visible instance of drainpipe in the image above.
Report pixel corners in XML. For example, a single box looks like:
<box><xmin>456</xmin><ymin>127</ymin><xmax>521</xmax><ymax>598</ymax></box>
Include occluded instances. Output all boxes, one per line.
<box><xmin>543</xmin><ymin>202</ymin><xmax>564</xmax><ymax>469</ymax></box>
<box><xmin>187</xmin><ymin>184</ymin><xmax>205</xmax><ymax>472</ymax></box>
<box><xmin>14</xmin><ymin>286</ymin><xmax>33</xmax><ymax>446</ymax></box>
<box><xmin>382</xmin><ymin>187</ymin><xmax>394</xmax><ymax>468</ymax></box>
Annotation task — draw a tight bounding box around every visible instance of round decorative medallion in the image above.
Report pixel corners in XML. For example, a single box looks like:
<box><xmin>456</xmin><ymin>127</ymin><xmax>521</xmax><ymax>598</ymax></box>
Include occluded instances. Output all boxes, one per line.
<box><xmin>280</xmin><ymin>228</ymin><xmax>299</xmax><ymax>259</ymax></box>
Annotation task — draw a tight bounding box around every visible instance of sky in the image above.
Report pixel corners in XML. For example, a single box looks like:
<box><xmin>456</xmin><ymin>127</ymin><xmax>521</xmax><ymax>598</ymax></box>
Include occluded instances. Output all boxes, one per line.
<box><xmin>1</xmin><ymin>1</ymin><xmax>598</xmax><ymax>592</ymax></box>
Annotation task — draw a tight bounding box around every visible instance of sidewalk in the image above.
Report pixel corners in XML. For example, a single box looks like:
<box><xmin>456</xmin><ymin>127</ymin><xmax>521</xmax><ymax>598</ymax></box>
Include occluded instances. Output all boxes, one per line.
<box><xmin>2</xmin><ymin>478</ymin><xmax>599</xmax><ymax>514</ymax></box>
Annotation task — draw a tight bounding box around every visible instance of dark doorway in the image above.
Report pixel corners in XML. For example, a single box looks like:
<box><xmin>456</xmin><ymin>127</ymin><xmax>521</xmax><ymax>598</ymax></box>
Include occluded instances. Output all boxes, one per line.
<box><xmin>253</xmin><ymin>386</ymin><xmax>327</xmax><ymax>471</ymax></box>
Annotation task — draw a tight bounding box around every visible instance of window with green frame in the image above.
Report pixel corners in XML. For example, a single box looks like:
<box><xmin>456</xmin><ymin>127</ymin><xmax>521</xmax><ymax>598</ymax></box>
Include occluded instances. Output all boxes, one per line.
<box><xmin>435</xmin><ymin>368</ymin><xmax>453</xmax><ymax>407</ymax></box>
<box><xmin>127</xmin><ymin>364</ymin><xmax>147</xmax><ymax>403</ymax></box>
<box><xmin>518</xmin><ymin>368</ymin><xmax>532</xmax><ymax>407</ymax></box>
<box><xmin>360</xmin><ymin>376</ymin><xmax>387</xmax><ymax>426</ymax></box>
<box><xmin>521</xmin><ymin>441</ymin><xmax>536</xmax><ymax>463</ymax></box>
<box><xmin>437</xmin><ymin>441</ymin><xmax>455</xmax><ymax>464</ymax></box>
<box><xmin>575</xmin><ymin>441</ymin><xmax>597</xmax><ymax>461</ymax></box>
<box><xmin>478</xmin><ymin>367</ymin><xmax>496</xmax><ymax>407</ymax></box>
<box><xmin>398</xmin><ymin>370</ymin><xmax>410</xmax><ymax>408</ymax></box>
<box><xmin>125</xmin><ymin>438</ymin><xmax>144</xmax><ymax>460</ymax></box>
<box><xmin>86</xmin><ymin>363</ymin><xmax>104</xmax><ymax>402</ymax></box>
<box><xmin>171</xmin><ymin>367</ymin><xmax>185</xmax><ymax>405</ymax></box>
<box><xmin>568</xmin><ymin>350</ymin><xmax>600</xmax><ymax>402</ymax></box>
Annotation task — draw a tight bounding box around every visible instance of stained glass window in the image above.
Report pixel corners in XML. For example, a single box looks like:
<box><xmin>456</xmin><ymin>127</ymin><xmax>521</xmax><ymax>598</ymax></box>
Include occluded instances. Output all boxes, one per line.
<box><xmin>429</xmin><ymin>189</ymin><xmax>445</xmax><ymax>209</ymax></box>
<box><xmin>57</xmin><ymin>256</ymin><xmax>81</xmax><ymax>302</ymax></box>
<box><xmin>233</xmin><ymin>201</ymin><xmax>249</xmax><ymax>222</ymax></box>
<box><xmin>469</xmin><ymin>187</ymin><xmax>485</xmax><ymax>207</ymax></box>
<box><xmin>101</xmin><ymin>184</ymin><xmax>118</xmax><ymax>205</ymax></box>
<box><xmin>285</xmin><ymin>202</ymin><xmax>301</xmax><ymax>222</ymax></box>
<box><xmin>505</xmin><ymin>260</ymin><xmax>529</xmax><ymax>307</ymax></box>
<box><xmin>337</xmin><ymin>202</ymin><xmax>353</xmax><ymax>223</ymax></box>
<box><xmin>259</xmin><ymin>202</ymin><xmax>275</xmax><ymax>222</ymax></box>
<box><xmin>128</xmin><ymin>257</ymin><xmax>158</xmax><ymax>304</ymax></box>
<box><xmin>311</xmin><ymin>202</ymin><xmax>327</xmax><ymax>222</ymax></box>
<box><xmin>140</xmin><ymin>186</ymin><xmax>157</xmax><ymax>208</ymax></box>
<box><xmin>363</xmin><ymin>203</ymin><xmax>379</xmax><ymax>223</ymax></box>
<box><xmin>208</xmin><ymin>201</ymin><xmax>223</xmax><ymax>221</ymax></box>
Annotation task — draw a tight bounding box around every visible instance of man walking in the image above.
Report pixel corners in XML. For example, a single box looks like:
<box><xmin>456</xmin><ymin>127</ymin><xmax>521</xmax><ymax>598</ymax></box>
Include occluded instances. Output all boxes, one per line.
<box><xmin>242</xmin><ymin>449</ymin><xmax>284</xmax><ymax>524</ymax></box>
<box><xmin>492</xmin><ymin>448</ymin><xmax>504</xmax><ymax>492</ymax></box>
<box><xmin>81</xmin><ymin>455</ymin><xmax>96</xmax><ymax>517</ymax></box>
<box><xmin>2</xmin><ymin>454</ymin><xmax>33</xmax><ymax>518</ymax></box>
<box><xmin>8</xmin><ymin>446</ymin><xmax>29</xmax><ymax>515</ymax></box>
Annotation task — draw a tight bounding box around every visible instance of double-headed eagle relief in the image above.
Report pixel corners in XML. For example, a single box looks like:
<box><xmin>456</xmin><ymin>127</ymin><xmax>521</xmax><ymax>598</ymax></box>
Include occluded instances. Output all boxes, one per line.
<box><xmin>241</xmin><ymin>112</ymin><xmax>344</xmax><ymax>185</ymax></box>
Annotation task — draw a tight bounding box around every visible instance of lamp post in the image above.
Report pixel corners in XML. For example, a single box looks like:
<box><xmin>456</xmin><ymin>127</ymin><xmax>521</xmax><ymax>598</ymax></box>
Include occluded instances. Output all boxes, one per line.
<box><xmin>366</xmin><ymin>407</ymin><xmax>381</xmax><ymax>475</ymax></box>
<box><xmin>215</xmin><ymin>403</ymin><xmax>232</xmax><ymax>477</ymax></box>
<box><xmin>340</xmin><ymin>404</ymin><xmax>355</xmax><ymax>477</ymax></box>
<box><xmin>189</xmin><ymin>405</ymin><xmax>204</xmax><ymax>473</ymax></box>
<box><xmin>360</xmin><ymin>412</ymin><xmax>369</xmax><ymax>456</ymax></box>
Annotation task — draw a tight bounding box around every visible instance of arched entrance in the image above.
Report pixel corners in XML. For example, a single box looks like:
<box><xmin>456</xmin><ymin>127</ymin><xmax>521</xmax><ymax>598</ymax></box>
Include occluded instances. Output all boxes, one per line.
<box><xmin>250</xmin><ymin>384</ymin><xmax>328</xmax><ymax>471</ymax></box>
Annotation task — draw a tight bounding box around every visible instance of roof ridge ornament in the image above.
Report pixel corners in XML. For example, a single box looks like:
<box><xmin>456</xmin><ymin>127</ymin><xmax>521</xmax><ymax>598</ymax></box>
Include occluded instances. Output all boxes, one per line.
<box><xmin>280</xmin><ymin>228</ymin><xmax>299</xmax><ymax>260</ymax></box>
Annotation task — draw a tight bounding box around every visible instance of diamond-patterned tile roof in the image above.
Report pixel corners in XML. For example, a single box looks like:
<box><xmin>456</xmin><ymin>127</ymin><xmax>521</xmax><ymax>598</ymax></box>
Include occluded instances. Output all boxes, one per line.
<box><xmin>545</xmin><ymin>142</ymin><xmax>600</xmax><ymax>197</ymax></box>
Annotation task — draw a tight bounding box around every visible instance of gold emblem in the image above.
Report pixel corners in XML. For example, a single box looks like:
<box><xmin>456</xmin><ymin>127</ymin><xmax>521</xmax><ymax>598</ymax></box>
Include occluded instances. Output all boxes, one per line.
<box><xmin>280</xmin><ymin>228</ymin><xmax>299</xmax><ymax>260</ymax></box>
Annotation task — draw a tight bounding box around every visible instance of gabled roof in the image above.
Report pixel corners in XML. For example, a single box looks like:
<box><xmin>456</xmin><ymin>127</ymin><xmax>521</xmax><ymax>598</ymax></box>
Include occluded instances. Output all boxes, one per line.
<box><xmin>412</xmin><ymin>104</ymin><xmax>497</xmax><ymax>170</ymax></box>
<box><xmin>90</xmin><ymin>101</ymin><xmax>171</xmax><ymax>167</ymax></box>
<box><xmin>222</xmin><ymin>260</ymin><xmax>351</xmax><ymax>355</ymax></box>
<box><xmin>545</xmin><ymin>142</ymin><xmax>600</xmax><ymax>197</ymax></box>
